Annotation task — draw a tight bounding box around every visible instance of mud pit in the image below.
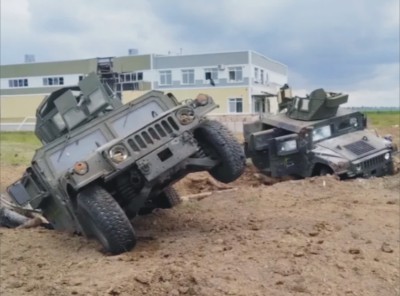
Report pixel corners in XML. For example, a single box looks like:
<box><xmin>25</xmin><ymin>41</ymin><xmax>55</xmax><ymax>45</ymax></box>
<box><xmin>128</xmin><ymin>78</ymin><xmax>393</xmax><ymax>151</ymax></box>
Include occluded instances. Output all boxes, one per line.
<box><xmin>1</xmin><ymin>150</ymin><xmax>399</xmax><ymax>295</ymax></box>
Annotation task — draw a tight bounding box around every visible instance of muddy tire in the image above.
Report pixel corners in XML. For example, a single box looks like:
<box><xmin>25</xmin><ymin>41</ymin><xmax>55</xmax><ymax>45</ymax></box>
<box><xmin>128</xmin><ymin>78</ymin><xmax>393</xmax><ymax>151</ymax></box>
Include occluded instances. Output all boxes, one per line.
<box><xmin>156</xmin><ymin>186</ymin><xmax>182</xmax><ymax>209</ymax></box>
<box><xmin>138</xmin><ymin>186</ymin><xmax>182</xmax><ymax>215</ymax></box>
<box><xmin>319</xmin><ymin>165</ymin><xmax>333</xmax><ymax>176</ymax></box>
<box><xmin>194</xmin><ymin>120</ymin><xmax>246</xmax><ymax>183</ymax></box>
<box><xmin>77</xmin><ymin>185</ymin><xmax>136</xmax><ymax>255</ymax></box>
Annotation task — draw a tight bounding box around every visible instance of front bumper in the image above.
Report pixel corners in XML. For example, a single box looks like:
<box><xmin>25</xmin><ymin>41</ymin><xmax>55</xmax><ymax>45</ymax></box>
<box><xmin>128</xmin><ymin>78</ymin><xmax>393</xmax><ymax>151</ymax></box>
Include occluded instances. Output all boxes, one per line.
<box><xmin>347</xmin><ymin>151</ymin><xmax>393</xmax><ymax>177</ymax></box>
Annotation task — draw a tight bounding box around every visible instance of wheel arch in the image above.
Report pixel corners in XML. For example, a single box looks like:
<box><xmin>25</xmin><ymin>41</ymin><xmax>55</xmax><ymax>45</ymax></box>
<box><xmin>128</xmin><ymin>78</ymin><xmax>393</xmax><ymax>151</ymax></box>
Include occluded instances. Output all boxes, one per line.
<box><xmin>311</xmin><ymin>163</ymin><xmax>334</xmax><ymax>176</ymax></box>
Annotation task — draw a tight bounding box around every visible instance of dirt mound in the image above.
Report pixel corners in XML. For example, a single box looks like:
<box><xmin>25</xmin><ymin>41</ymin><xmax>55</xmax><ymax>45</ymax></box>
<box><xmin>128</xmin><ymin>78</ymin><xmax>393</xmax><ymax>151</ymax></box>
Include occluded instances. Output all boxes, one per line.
<box><xmin>1</xmin><ymin>161</ymin><xmax>399</xmax><ymax>295</ymax></box>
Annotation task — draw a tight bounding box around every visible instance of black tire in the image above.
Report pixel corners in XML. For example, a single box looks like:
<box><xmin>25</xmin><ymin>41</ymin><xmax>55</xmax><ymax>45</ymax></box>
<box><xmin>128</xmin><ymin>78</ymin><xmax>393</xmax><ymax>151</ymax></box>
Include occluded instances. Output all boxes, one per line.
<box><xmin>385</xmin><ymin>161</ymin><xmax>395</xmax><ymax>176</ymax></box>
<box><xmin>77</xmin><ymin>185</ymin><xmax>136</xmax><ymax>255</ymax></box>
<box><xmin>194</xmin><ymin>120</ymin><xmax>246</xmax><ymax>183</ymax></box>
<box><xmin>138</xmin><ymin>186</ymin><xmax>182</xmax><ymax>215</ymax></box>
<box><xmin>156</xmin><ymin>186</ymin><xmax>182</xmax><ymax>209</ymax></box>
<box><xmin>250</xmin><ymin>150</ymin><xmax>270</xmax><ymax>172</ymax></box>
<box><xmin>319</xmin><ymin>166</ymin><xmax>333</xmax><ymax>176</ymax></box>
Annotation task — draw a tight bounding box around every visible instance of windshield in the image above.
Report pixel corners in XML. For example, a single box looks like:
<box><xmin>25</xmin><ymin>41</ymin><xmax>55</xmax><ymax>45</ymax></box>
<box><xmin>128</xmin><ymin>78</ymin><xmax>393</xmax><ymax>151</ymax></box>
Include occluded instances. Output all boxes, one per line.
<box><xmin>49</xmin><ymin>130</ymin><xmax>107</xmax><ymax>174</ymax></box>
<box><xmin>313</xmin><ymin>125</ymin><xmax>332</xmax><ymax>142</ymax></box>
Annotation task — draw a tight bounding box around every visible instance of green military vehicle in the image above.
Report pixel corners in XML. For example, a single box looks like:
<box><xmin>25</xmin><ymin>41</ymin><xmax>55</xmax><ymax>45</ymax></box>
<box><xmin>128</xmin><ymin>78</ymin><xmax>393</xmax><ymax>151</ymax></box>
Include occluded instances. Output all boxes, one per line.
<box><xmin>244</xmin><ymin>86</ymin><xmax>397</xmax><ymax>178</ymax></box>
<box><xmin>7</xmin><ymin>73</ymin><xmax>245</xmax><ymax>254</ymax></box>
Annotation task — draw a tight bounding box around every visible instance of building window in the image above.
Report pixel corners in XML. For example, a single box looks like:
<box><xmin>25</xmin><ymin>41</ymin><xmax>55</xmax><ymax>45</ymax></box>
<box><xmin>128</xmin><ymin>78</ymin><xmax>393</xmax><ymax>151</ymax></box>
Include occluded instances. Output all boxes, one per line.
<box><xmin>260</xmin><ymin>69</ymin><xmax>264</xmax><ymax>84</ymax></box>
<box><xmin>159</xmin><ymin>70</ymin><xmax>172</xmax><ymax>85</ymax></box>
<box><xmin>253</xmin><ymin>98</ymin><xmax>266</xmax><ymax>113</ymax></box>
<box><xmin>254</xmin><ymin>67</ymin><xmax>259</xmax><ymax>83</ymax></box>
<box><xmin>120</xmin><ymin>72</ymin><xmax>144</xmax><ymax>83</ymax></box>
<box><xmin>182</xmin><ymin>69</ymin><xmax>195</xmax><ymax>85</ymax></box>
<box><xmin>228</xmin><ymin>67</ymin><xmax>243</xmax><ymax>82</ymax></box>
<box><xmin>228</xmin><ymin>98</ymin><xmax>243</xmax><ymax>113</ymax></box>
<box><xmin>204</xmin><ymin>68</ymin><xmax>218</xmax><ymax>80</ymax></box>
<box><xmin>8</xmin><ymin>78</ymin><xmax>29</xmax><ymax>88</ymax></box>
<box><xmin>43</xmin><ymin>76</ymin><xmax>64</xmax><ymax>86</ymax></box>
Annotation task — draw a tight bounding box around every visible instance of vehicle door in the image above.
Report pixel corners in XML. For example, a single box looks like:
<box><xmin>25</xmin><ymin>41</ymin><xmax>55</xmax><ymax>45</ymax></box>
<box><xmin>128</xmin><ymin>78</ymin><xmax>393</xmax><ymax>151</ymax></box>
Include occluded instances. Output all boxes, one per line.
<box><xmin>269</xmin><ymin>133</ymin><xmax>309</xmax><ymax>177</ymax></box>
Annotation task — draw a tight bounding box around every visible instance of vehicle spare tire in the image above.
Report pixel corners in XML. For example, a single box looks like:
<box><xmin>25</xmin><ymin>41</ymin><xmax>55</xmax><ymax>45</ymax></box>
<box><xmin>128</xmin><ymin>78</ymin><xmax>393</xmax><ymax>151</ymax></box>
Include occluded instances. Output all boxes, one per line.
<box><xmin>77</xmin><ymin>185</ymin><xmax>136</xmax><ymax>255</ymax></box>
<box><xmin>194</xmin><ymin>120</ymin><xmax>246</xmax><ymax>183</ymax></box>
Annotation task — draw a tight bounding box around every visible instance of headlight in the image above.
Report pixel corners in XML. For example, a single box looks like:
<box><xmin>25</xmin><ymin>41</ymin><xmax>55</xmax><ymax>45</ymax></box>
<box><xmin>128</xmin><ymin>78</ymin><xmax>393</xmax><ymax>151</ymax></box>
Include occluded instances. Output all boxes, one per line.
<box><xmin>194</xmin><ymin>93</ymin><xmax>210</xmax><ymax>106</ymax></box>
<box><xmin>280</xmin><ymin>139</ymin><xmax>297</xmax><ymax>151</ymax></box>
<box><xmin>384</xmin><ymin>152</ymin><xmax>390</xmax><ymax>160</ymax></box>
<box><xmin>73</xmin><ymin>161</ymin><xmax>89</xmax><ymax>175</ymax></box>
<box><xmin>355</xmin><ymin>164</ymin><xmax>362</xmax><ymax>172</ymax></box>
<box><xmin>350</xmin><ymin>117</ymin><xmax>358</xmax><ymax>127</ymax></box>
<box><xmin>109</xmin><ymin>145</ymin><xmax>129</xmax><ymax>163</ymax></box>
<box><xmin>176</xmin><ymin>107</ymin><xmax>195</xmax><ymax>125</ymax></box>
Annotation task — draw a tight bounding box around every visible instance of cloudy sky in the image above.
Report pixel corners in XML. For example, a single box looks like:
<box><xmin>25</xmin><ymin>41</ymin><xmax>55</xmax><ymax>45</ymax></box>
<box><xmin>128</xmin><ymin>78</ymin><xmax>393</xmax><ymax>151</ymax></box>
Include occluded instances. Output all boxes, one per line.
<box><xmin>1</xmin><ymin>0</ymin><xmax>399</xmax><ymax>106</ymax></box>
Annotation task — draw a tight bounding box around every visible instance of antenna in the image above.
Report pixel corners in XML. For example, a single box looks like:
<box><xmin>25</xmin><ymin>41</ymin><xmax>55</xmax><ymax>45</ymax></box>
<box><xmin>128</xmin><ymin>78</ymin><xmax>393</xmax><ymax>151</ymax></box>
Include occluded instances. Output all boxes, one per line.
<box><xmin>24</xmin><ymin>54</ymin><xmax>35</xmax><ymax>63</ymax></box>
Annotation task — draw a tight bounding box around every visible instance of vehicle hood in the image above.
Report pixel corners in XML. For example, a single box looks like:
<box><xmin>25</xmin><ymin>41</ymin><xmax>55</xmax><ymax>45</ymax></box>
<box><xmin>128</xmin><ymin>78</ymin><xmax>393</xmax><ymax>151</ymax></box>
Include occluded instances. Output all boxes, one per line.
<box><xmin>314</xmin><ymin>130</ymin><xmax>391</xmax><ymax>162</ymax></box>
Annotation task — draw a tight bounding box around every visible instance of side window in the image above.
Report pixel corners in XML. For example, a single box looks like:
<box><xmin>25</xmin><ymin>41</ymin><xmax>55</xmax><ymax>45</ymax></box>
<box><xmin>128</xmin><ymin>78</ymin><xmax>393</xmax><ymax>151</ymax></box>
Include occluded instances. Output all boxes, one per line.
<box><xmin>338</xmin><ymin>117</ymin><xmax>359</xmax><ymax>130</ymax></box>
<box><xmin>312</xmin><ymin>125</ymin><xmax>332</xmax><ymax>142</ymax></box>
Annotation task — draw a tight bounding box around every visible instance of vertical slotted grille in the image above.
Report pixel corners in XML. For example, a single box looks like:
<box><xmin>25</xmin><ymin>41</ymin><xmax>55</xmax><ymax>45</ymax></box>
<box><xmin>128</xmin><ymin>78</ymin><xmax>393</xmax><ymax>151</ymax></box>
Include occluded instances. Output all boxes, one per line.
<box><xmin>361</xmin><ymin>155</ymin><xmax>385</xmax><ymax>169</ymax></box>
<box><xmin>127</xmin><ymin>116</ymin><xmax>180</xmax><ymax>152</ymax></box>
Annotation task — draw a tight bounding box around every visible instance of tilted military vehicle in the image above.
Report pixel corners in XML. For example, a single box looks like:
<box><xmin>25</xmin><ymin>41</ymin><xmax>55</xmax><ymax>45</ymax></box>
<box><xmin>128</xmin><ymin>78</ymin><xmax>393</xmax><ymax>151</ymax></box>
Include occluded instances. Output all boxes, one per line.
<box><xmin>7</xmin><ymin>73</ymin><xmax>245</xmax><ymax>254</ymax></box>
<box><xmin>244</xmin><ymin>86</ymin><xmax>396</xmax><ymax>178</ymax></box>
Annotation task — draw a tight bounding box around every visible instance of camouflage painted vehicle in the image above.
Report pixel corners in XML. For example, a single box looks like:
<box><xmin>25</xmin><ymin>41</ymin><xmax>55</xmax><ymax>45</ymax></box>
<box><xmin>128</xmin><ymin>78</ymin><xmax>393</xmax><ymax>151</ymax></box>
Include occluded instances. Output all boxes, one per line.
<box><xmin>7</xmin><ymin>73</ymin><xmax>245</xmax><ymax>254</ymax></box>
<box><xmin>244</xmin><ymin>86</ymin><xmax>397</xmax><ymax>179</ymax></box>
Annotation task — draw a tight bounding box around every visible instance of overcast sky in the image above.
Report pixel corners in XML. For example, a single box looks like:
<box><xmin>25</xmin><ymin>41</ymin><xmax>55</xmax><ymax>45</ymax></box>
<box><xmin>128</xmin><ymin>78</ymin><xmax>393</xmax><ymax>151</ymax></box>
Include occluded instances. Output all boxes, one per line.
<box><xmin>1</xmin><ymin>0</ymin><xmax>399</xmax><ymax>106</ymax></box>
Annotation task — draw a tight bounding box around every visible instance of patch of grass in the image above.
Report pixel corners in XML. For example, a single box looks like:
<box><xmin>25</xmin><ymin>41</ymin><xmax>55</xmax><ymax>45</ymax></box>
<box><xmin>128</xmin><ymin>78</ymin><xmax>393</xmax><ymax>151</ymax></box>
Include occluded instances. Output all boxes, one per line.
<box><xmin>0</xmin><ymin>132</ymin><xmax>41</xmax><ymax>166</ymax></box>
<box><xmin>364</xmin><ymin>111</ymin><xmax>400</xmax><ymax>128</ymax></box>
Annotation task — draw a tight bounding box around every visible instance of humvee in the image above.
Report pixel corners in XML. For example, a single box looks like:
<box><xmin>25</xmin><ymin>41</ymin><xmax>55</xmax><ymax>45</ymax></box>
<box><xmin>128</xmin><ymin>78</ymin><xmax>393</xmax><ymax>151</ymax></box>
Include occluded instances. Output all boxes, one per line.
<box><xmin>244</xmin><ymin>86</ymin><xmax>396</xmax><ymax>179</ymax></box>
<box><xmin>7</xmin><ymin>73</ymin><xmax>245</xmax><ymax>254</ymax></box>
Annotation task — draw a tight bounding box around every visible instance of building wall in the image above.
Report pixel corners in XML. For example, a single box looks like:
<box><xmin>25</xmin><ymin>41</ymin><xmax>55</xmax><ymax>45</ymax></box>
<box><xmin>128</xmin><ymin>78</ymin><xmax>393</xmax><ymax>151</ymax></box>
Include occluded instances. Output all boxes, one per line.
<box><xmin>0</xmin><ymin>50</ymin><xmax>288</xmax><ymax>124</ymax></box>
<box><xmin>0</xmin><ymin>58</ymin><xmax>97</xmax><ymax>78</ymax></box>
<box><xmin>122</xmin><ymin>87</ymin><xmax>251</xmax><ymax>114</ymax></box>
<box><xmin>1</xmin><ymin>94</ymin><xmax>44</xmax><ymax>120</ymax></box>
<box><xmin>153</xmin><ymin>65</ymin><xmax>251</xmax><ymax>89</ymax></box>
<box><xmin>153</xmin><ymin>51</ymin><xmax>249</xmax><ymax>69</ymax></box>
<box><xmin>113</xmin><ymin>55</ymin><xmax>152</xmax><ymax>72</ymax></box>
<box><xmin>250</xmin><ymin>51</ymin><xmax>287</xmax><ymax>75</ymax></box>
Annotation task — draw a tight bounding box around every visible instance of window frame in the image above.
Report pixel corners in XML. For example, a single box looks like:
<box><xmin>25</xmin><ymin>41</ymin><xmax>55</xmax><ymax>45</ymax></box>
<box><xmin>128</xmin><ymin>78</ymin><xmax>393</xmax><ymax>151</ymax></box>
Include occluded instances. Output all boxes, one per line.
<box><xmin>182</xmin><ymin>69</ymin><xmax>195</xmax><ymax>85</ymax></box>
<box><xmin>159</xmin><ymin>70</ymin><xmax>172</xmax><ymax>86</ymax></box>
<box><xmin>204</xmin><ymin>68</ymin><xmax>218</xmax><ymax>81</ymax></box>
<box><xmin>254</xmin><ymin>67</ymin><xmax>259</xmax><ymax>83</ymax></box>
<box><xmin>228</xmin><ymin>97</ymin><xmax>243</xmax><ymax>113</ymax></box>
<box><xmin>228</xmin><ymin>66</ymin><xmax>243</xmax><ymax>82</ymax></box>
<box><xmin>260</xmin><ymin>69</ymin><xmax>264</xmax><ymax>84</ymax></box>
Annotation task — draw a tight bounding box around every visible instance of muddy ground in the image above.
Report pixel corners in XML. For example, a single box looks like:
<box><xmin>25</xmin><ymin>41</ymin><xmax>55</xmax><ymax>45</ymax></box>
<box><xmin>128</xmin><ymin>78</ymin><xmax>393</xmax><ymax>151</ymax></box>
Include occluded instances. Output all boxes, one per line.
<box><xmin>0</xmin><ymin>129</ymin><xmax>399</xmax><ymax>296</ymax></box>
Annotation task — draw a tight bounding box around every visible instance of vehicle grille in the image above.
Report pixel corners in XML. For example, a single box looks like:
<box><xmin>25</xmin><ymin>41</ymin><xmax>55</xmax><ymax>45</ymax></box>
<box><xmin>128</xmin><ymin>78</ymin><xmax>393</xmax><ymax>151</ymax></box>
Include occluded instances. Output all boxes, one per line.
<box><xmin>127</xmin><ymin>116</ymin><xmax>179</xmax><ymax>152</ymax></box>
<box><xmin>344</xmin><ymin>140</ymin><xmax>375</xmax><ymax>155</ymax></box>
<box><xmin>361</xmin><ymin>154</ymin><xmax>385</xmax><ymax>169</ymax></box>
